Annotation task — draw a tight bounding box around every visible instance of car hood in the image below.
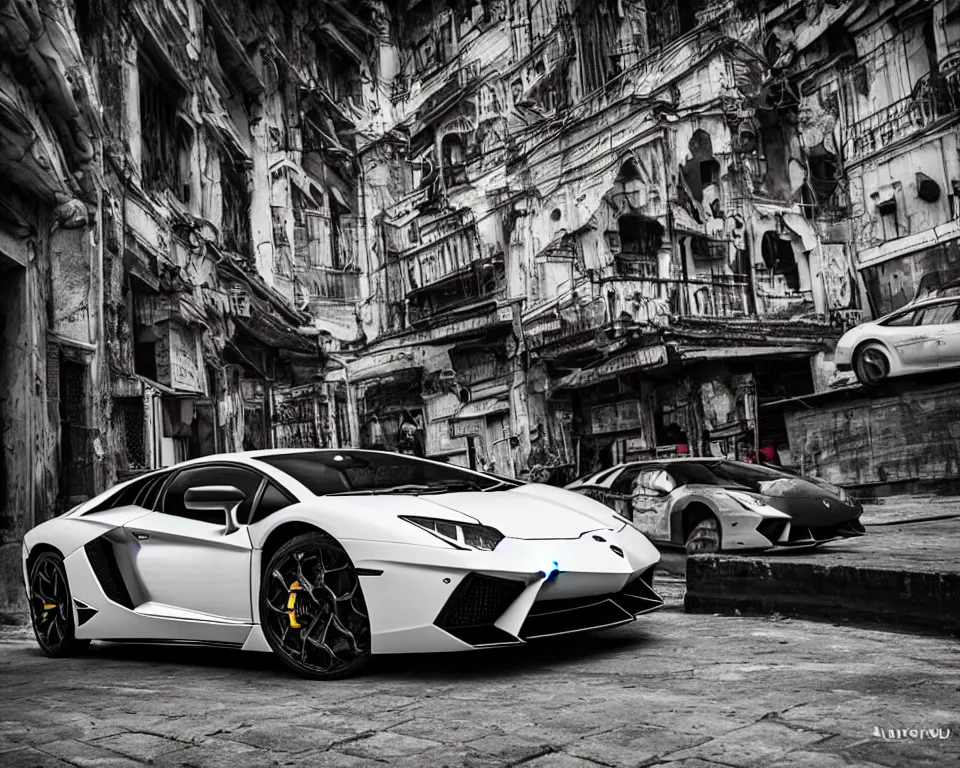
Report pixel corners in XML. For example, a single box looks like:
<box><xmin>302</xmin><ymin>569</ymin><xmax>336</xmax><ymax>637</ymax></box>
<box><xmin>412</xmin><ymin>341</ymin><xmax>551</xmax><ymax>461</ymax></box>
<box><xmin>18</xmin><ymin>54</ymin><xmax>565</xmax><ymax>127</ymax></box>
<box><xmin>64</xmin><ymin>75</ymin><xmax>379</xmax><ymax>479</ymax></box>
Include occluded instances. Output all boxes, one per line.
<box><xmin>419</xmin><ymin>487</ymin><xmax>613</xmax><ymax>540</ymax></box>
<box><xmin>753</xmin><ymin>477</ymin><xmax>848</xmax><ymax>503</ymax></box>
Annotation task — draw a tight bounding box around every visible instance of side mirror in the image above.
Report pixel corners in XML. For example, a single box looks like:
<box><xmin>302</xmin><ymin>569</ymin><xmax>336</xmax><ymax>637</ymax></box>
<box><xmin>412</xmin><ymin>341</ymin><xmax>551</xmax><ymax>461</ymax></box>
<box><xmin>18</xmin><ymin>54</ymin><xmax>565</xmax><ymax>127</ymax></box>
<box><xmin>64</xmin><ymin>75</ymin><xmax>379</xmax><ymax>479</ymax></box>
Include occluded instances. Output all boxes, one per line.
<box><xmin>184</xmin><ymin>485</ymin><xmax>246</xmax><ymax>534</ymax></box>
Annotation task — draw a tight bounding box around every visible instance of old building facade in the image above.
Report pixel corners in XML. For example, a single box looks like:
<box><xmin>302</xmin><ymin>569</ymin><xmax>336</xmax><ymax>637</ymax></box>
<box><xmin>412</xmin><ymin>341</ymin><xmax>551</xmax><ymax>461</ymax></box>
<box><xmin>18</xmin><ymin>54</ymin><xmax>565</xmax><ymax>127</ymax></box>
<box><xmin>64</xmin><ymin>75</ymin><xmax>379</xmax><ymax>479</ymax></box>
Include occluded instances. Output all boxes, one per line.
<box><xmin>348</xmin><ymin>0</ymin><xmax>887</xmax><ymax>481</ymax></box>
<box><xmin>0</xmin><ymin>0</ymin><xmax>378</xmax><ymax>616</ymax></box>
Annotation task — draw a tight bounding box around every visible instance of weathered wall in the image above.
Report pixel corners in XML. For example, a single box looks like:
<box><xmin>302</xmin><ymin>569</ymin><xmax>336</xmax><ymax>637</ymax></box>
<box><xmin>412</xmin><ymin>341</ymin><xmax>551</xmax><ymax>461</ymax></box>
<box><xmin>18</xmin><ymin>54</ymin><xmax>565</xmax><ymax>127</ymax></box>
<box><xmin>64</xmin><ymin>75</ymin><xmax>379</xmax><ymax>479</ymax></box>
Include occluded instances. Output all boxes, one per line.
<box><xmin>784</xmin><ymin>382</ymin><xmax>960</xmax><ymax>487</ymax></box>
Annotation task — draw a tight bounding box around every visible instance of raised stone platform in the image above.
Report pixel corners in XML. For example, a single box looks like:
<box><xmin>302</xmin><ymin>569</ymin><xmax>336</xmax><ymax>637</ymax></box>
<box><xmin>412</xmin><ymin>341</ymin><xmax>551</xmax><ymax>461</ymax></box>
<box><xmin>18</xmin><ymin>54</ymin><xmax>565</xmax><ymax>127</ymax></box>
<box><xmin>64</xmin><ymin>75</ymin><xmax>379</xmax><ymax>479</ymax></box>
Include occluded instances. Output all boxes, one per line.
<box><xmin>684</xmin><ymin>516</ymin><xmax>960</xmax><ymax>636</ymax></box>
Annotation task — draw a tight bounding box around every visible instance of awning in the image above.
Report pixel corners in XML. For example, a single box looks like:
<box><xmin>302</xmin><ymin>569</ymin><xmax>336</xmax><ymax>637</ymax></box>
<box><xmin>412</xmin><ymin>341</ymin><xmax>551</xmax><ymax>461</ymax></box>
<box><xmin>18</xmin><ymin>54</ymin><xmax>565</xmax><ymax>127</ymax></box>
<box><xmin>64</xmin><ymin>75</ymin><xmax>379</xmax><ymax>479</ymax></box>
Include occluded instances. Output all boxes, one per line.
<box><xmin>134</xmin><ymin>374</ymin><xmax>195</xmax><ymax>398</ymax></box>
<box><xmin>450</xmin><ymin>397</ymin><xmax>510</xmax><ymax>421</ymax></box>
<box><xmin>234</xmin><ymin>293</ymin><xmax>317</xmax><ymax>354</ymax></box>
<box><xmin>781</xmin><ymin>213</ymin><xmax>819</xmax><ymax>252</ymax></box>
<box><xmin>310</xmin><ymin>311</ymin><xmax>360</xmax><ymax>342</ymax></box>
<box><xmin>329</xmin><ymin>185</ymin><xmax>352</xmax><ymax>212</ymax></box>
<box><xmin>552</xmin><ymin>344</ymin><xmax>669</xmax><ymax>390</ymax></box>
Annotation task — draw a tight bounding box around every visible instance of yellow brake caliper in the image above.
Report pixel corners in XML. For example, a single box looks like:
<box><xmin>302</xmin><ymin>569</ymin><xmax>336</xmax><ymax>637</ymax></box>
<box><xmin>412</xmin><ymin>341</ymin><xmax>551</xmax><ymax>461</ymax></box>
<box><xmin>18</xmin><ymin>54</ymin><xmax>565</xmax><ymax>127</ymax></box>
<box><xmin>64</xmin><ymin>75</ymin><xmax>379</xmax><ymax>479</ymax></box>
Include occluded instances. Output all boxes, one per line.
<box><xmin>43</xmin><ymin>603</ymin><xmax>56</xmax><ymax>611</ymax></box>
<box><xmin>287</xmin><ymin>581</ymin><xmax>301</xmax><ymax>629</ymax></box>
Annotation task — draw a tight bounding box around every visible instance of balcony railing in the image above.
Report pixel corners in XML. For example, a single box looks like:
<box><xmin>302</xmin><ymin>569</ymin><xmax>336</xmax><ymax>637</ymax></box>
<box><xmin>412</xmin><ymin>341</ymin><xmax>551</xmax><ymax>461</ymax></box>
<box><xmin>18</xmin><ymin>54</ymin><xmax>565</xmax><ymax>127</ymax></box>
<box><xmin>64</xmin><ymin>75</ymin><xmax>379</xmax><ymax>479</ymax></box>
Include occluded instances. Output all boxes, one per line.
<box><xmin>400</xmin><ymin>224</ymin><xmax>482</xmax><ymax>293</ymax></box>
<box><xmin>293</xmin><ymin>211</ymin><xmax>364</xmax><ymax>272</ymax></box>
<box><xmin>602</xmin><ymin>274</ymin><xmax>751</xmax><ymax>320</ymax></box>
<box><xmin>310</xmin><ymin>265</ymin><xmax>361</xmax><ymax>302</ymax></box>
<box><xmin>405</xmin><ymin>258</ymin><xmax>506</xmax><ymax>325</ymax></box>
<box><xmin>683</xmin><ymin>275</ymin><xmax>750</xmax><ymax>317</ymax></box>
<box><xmin>844</xmin><ymin>70</ymin><xmax>960</xmax><ymax>163</ymax></box>
<box><xmin>614</xmin><ymin>252</ymin><xmax>658</xmax><ymax>278</ymax></box>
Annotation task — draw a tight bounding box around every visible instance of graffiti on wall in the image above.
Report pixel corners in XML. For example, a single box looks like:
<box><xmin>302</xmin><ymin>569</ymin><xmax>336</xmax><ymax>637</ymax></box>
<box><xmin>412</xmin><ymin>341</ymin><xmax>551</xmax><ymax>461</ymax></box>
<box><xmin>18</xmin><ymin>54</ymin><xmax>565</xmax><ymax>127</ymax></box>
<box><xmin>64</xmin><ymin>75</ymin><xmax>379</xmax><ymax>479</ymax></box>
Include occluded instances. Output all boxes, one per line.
<box><xmin>822</xmin><ymin>242</ymin><xmax>855</xmax><ymax>310</ymax></box>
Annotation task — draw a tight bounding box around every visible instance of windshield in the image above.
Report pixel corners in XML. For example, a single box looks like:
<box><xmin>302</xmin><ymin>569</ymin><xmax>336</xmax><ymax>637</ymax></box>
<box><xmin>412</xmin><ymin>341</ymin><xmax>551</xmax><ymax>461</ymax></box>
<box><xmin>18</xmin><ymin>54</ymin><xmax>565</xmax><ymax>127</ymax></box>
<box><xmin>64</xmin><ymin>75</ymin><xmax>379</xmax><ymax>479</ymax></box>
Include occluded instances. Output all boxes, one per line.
<box><xmin>665</xmin><ymin>463</ymin><xmax>726</xmax><ymax>487</ymax></box>
<box><xmin>254</xmin><ymin>451</ymin><xmax>515</xmax><ymax>496</ymax></box>
<box><xmin>706</xmin><ymin>461</ymin><xmax>791</xmax><ymax>490</ymax></box>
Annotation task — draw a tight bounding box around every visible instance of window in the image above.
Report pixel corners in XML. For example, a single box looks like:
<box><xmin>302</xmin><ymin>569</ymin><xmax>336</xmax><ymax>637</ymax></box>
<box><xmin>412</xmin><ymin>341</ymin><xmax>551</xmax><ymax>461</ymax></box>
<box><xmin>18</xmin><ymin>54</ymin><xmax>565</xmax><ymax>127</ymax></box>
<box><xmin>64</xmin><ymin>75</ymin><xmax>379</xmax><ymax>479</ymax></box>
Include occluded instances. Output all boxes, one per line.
<box><xmin>250</xmin><ymin>482</ymin><xmax>296</xmax><ymax>524</ymax></box>
<box><xmin>254</xmin><ymin>450</ymin><xmax>508</xmax><ymax>496</ymax></box>
<box><xmin>83</xmin><ymin>472</ymin><xmax>165</xmax><ymax>515</ymax></box>
<box><xmin>665</xmin><ymin>463</ymin><xmax>723</xmax><ymax>487</ymax></box>
<box><xmin>135</xmin><ymin>473</ymin><xmax>171</xmax><ymax>511</ymax></box>
<box><xmin>916</xmin><ymin>301</ymin><xmax>960</xmax><ymax>325</ymax></box>
<box><xmin>882</xmin><ymin>309</ymin><xmax>919</xmax><ymax>327</ymax></box>
<box><xmin>611</xmin><ymin>467</ymin><xmax>641</xmax><ymax>494</ymax></box>
<box><xmin>707</xmin><ymin>461</ymin><xmax>787</xmax><ymax>491</ymax></box>
<box><xmin>139</xmin><ymin>55</ymin><xmax>189</xmax><ymax>200</ymax></box>
<box><xmin>161</xmin><ymin>465</ymin><xmax>264</xmax><ymax>524</ymax></box>
<box><xmin>221</xmin><ymin>153</ymin><xmax>252</xmax><ymax>260</ymax></box>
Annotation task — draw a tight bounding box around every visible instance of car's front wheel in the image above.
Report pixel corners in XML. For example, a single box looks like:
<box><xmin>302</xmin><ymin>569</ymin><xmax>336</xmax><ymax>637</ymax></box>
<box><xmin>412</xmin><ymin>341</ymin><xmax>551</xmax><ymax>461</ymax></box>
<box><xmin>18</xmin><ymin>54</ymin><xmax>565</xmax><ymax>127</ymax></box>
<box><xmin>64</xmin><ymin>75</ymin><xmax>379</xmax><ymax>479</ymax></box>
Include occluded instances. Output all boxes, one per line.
<box><xmin>853</xmin><ymin>343</ymin><xmax>890</xmax><ymax>385</ymax></box>
<box><xmin>260</xmin><ymin>532</ymin><xmax>371</xmax><ymax>680</ymax></box>
<box><xmin>685</xmin><ymin>517</ymin><xmax>721</xmax><ymax>555</ymax></box>
<box><xmin>28</xmin><ymin>551</ymin><xmax>90</xmax><ymax>658</ymax></box>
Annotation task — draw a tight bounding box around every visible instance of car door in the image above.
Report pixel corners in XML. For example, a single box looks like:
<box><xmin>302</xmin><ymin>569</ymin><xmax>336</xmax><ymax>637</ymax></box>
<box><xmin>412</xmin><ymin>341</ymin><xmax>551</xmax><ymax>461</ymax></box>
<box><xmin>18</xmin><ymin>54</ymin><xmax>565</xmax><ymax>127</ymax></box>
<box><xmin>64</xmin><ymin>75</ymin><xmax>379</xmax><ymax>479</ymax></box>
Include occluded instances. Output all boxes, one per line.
<box><xmin>886</xmin><ymin>304</ymin><xmax>950</xmax><ymax>369</ymax></box>
<box><xmin>122</xmin><ymin>464</ymin><xmax>264</xmax><ymax>623</ymax></box>
<box><xmin>931</xmin><ymin>300</ymin><xmax>960</xmax><ymax>367</ymax></box>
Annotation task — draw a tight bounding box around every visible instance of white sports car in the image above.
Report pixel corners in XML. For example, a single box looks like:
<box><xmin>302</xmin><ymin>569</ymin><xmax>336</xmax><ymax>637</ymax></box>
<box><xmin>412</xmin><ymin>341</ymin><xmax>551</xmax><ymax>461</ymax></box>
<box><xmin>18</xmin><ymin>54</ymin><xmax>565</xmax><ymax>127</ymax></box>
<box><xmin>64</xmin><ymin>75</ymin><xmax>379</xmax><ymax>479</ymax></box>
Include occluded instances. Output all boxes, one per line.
<box><xmin>835</xmin><ymin>295</ymin><xmax>960</xmax><ymax>385</ymax></box>
<box><xmin>23</xmin><ymin>449</ymin><xmax>663</xmax><ymax>679</ymax></box>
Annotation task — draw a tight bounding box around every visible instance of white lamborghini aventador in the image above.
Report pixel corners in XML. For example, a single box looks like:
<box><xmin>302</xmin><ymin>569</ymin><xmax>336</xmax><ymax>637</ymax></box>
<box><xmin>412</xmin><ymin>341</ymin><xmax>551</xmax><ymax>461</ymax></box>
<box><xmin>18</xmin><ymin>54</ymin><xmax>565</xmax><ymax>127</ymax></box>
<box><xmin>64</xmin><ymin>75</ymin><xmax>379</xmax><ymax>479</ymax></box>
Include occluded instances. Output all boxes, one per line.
<box><xmin>23</xmin><ymin>449</ymin><xmax>663</xmax><ymax>679</ymax></box>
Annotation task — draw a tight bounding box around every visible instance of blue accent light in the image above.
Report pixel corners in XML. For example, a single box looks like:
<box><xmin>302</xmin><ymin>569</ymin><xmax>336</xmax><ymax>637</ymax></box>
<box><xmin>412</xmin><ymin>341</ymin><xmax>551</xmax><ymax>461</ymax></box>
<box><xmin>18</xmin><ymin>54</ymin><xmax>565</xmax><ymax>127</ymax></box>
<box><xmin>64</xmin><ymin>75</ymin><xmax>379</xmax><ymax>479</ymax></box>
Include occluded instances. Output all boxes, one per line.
<box><xmin>540</xmin><ymin>560</ymin><xmax>560</xmax><ymax>580</ymax></box>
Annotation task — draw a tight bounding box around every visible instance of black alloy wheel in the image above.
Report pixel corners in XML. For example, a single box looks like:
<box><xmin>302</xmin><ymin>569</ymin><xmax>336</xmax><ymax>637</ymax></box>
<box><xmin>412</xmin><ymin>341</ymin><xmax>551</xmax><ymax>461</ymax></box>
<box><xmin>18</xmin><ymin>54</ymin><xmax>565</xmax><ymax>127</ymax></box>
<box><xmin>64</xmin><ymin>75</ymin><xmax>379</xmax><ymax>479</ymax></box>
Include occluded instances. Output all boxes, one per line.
<box><xmin>28</xmin><ymin>551</ymin><xmax>90</xmax><ymax>657</ymax></box>
<box><xmin>685</xmin><ymin>517</ymin><xmax>722</xmax><ymax>555</ymax></box>
<box><xmin>260</xmin><ymin>532</ymin><xmax>371</xmax><ymax>680</ymax></box>
<box><xmin>854</xmin><ymin>344</ymin><xmax>890</xmax><ymax>385</ymax></box>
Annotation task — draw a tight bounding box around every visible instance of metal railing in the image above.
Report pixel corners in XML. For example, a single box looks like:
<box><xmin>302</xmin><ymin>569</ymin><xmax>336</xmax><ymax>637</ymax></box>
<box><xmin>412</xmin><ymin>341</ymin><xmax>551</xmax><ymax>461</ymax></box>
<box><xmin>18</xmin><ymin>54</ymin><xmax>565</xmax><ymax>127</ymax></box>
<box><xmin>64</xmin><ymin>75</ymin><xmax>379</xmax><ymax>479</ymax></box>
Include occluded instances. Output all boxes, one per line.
<box><xmin>310</xmin><ymin>265</ymin><xmax>361</xmax><ymax>302</ymax></box>
<box><xmin>602</xmin><ymin>274</ymin><xmax>751</xmax><ymax>320</ymax></box>
<box><xmin>844</xmin><ymin>70</ymin><xmax>960</xmax><ymax>163</ymax></box>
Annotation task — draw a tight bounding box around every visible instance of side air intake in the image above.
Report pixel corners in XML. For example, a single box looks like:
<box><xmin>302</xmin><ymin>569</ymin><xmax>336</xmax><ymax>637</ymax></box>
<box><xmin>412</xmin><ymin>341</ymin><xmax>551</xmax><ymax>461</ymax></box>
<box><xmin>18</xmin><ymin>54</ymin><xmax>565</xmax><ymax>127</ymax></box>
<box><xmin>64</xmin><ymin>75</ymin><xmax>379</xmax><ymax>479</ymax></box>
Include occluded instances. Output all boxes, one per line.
<box><xmin>84</xmin><ymin>538</ymin><xmax>135</xmax><ymax>609</ymax></box>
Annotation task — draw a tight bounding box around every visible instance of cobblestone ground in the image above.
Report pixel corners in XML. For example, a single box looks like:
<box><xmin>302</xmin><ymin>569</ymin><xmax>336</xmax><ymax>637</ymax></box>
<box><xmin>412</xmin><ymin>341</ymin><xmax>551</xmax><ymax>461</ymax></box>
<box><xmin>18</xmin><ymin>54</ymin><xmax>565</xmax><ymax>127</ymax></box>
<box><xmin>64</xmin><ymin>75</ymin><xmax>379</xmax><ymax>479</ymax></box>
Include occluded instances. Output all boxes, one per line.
<box><xmin>1</xmin><ymin>579</ymin><xmax>958</xmax><ymax>768</ymax></box>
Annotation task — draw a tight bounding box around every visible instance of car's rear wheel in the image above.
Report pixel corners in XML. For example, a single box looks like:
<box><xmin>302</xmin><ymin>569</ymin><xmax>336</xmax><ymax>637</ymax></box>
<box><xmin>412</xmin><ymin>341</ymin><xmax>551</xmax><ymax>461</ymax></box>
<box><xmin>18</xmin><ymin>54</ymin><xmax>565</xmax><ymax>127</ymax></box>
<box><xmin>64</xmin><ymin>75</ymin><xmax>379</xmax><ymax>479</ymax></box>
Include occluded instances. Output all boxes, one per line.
<box><xmin>28</xmin><ymin>551</ymin><xmax>90</xmax><ymax>658</ymax></box>
<box><xmin>260</xmin><ymin>532</ymin><xmax>371</xmax><ymax>680</ymax></box>
<box><xmin>685</xmin><ymin>517</ymin><xmax>721</xmax><ymax>555</ymax></box>
<box><xmin>853</xmin><ymin>343</ymin><xmax>890</xmax><ymax>385</ymax></box>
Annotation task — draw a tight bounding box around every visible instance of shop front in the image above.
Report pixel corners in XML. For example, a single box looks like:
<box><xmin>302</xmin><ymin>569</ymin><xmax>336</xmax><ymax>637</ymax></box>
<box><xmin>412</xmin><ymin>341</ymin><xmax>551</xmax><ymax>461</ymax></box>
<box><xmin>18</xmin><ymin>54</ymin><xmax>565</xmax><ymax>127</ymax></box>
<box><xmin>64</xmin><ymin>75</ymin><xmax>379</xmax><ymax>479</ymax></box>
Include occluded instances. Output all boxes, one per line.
<box><xmin>271</xmin><ymin>382</ymin><xmax>331</xmax><ymax>449</ymax></box>
<box><xmin>357</xmin><ymin>367</ymin><xmax>426</xmax><ymax>456</ymax></box>
<box><xmin>446</xmin><ymin>341</ymin><xmax>519</xmax><ymax>475</ymax></box>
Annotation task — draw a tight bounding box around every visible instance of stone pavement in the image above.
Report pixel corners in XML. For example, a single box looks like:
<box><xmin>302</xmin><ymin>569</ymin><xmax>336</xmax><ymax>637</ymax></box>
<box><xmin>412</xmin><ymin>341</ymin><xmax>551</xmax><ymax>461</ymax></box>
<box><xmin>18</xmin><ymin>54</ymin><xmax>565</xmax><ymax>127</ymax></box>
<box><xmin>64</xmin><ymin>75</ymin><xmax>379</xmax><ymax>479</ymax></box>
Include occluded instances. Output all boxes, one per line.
<box><xmin>1</xmin><ymin>586</ymin><xmax>957</xmax><ymax>768</ymax></box>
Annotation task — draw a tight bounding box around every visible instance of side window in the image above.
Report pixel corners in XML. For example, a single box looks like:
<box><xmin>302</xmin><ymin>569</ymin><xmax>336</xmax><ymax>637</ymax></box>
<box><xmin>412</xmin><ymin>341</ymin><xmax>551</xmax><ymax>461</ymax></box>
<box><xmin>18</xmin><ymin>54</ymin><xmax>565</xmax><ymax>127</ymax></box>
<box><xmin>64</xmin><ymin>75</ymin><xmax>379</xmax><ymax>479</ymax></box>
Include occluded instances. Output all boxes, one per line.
<box><xmin>249</xmin><ymin>482</ymin><xmax>296</xmax><ymax>524</ymax></box>
<box><xmin>136</xmin><ymin>473</ymin><xmax>171</xmax><ymax>511</ymax></box>
<box><xmin>611</xmin><ymin>467</ymin><xmax>641</xmax><ymax>495</ymax></box>
<box><xmin>84</xmin><ymin>473</ymin><xmax>159</xmax><ymax>514</ymax></box>
<box><xmin>917</xmin><ymin>302</ymin><xmax>960</xmax><ymax>325</ymax></box>
<box><xmin>883</xmin><ymin>310</ymin><xmax>918</xmax><ymax>327</ymax></box>
<box><xmin>162</xmin><ymin>466</ymin><xmax>264</xmax><ymax>524</ymax></box>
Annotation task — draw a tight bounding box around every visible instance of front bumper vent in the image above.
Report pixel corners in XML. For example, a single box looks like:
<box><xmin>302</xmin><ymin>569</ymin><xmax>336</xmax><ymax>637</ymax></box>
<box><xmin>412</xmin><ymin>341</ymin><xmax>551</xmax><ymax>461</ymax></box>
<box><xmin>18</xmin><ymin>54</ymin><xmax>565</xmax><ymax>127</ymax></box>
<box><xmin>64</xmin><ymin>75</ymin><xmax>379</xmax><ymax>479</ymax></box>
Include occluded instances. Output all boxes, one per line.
<box><xmin>434</xmin><ymin>573</ymin><xmax>526</xmax><ymax>647</ymax></box>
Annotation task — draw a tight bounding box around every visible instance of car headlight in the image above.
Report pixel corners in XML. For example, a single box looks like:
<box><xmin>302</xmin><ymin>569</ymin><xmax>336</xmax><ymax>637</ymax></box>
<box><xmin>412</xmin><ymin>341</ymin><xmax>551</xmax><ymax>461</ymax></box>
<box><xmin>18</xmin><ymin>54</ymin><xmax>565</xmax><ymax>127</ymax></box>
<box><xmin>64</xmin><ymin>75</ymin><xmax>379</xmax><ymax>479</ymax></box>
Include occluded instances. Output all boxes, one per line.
<box><xmin>835</xmin><ymin>486</ymin><xmax>856</xmax><ymax>506</ymax></box>
<box><xmin>725</xmin><ymin>490</ymin><xmax>766</xmax><ymax>510</ymax></box>
<box><xmin>400</xmin><ymin>516</ymin><xmax>505</xmax><ymax>551</ymax></box>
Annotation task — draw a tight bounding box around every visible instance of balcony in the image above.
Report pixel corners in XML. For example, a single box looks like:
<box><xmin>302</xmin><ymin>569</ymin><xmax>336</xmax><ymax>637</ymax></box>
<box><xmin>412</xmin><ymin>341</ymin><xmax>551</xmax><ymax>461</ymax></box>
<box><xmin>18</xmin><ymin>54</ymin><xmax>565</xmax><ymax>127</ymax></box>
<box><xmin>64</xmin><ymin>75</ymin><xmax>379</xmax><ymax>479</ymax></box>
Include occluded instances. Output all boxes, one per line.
<box><xmin>406</xmin><ymin>257</ymin><xmax>506</xmax><ymax>325</ymax></box>
<box><xmin>614</xmin><ymin>253</ymin><xmax>659</xmax><ymax>278</ymax></box>
<box><xmin>310</xmin><ymin>265</ymin><xmax>361</xmax><ymax>302</ymax></box>
<box><xmin>683</xmin><ymin>275</ymin><xmax>751</xmax><ymax>318</ymax></box>
<box><xmin>400</xmin><ymin>223</ymin><xmax>482</xmax><ymax>293</ymax></box>
<box><xmin>844</xmin><ymin>70</ymin><xmax>960</xmax><ymax>163</ymax></box>
<box><xmin>602</xmin><ymin>274</ymin><xmax>751</xmax><ymax>321</ymax></box>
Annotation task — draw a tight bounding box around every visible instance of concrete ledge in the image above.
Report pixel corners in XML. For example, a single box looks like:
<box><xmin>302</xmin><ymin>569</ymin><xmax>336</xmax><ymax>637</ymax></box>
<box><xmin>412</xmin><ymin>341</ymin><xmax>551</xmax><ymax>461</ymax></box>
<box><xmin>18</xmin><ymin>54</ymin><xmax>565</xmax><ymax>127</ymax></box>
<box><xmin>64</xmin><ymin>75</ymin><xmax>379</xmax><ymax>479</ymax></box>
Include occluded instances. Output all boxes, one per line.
<box><xmin>684</xmin><ymin>555</ymin><xmax>960</xmax><ymax>637</ymax></box>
